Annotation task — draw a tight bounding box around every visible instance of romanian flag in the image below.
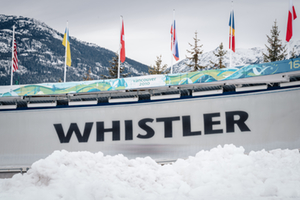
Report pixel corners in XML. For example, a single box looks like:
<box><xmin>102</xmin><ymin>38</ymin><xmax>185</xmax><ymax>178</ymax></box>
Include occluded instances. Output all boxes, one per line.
<box><xmin>229</xmin><ymin>10</ymin><xmax>235</xmax><ymax>52</ymax></box>
<box><xmin>62</xmin><ymin>27</ymin><xmax>71</xmax><ymax>66</ymax></box>
<box><xmin>171</xmin><ymin>20</ymin><xmax>179</xmax><ymax>61</ymax></box>
<box><xmin>286</xmin><ymin>0</ymin><xmax>297</xmax><ymax>42</ymax></box>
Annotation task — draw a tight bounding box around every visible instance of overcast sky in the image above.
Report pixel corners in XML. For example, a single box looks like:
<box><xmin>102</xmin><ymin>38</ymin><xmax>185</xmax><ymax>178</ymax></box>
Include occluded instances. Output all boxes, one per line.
<box><xmin>2</xmin><ymin>0</ymin><xmax>300</xmax><ymax>66</ymax></box>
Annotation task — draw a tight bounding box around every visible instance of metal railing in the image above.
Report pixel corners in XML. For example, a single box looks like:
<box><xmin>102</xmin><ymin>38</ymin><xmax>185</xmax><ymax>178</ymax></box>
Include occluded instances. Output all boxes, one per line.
<box><xmin>0</xmin><ymin>167</ymin><xmax>29</xmax><ymax>178</ymax></box>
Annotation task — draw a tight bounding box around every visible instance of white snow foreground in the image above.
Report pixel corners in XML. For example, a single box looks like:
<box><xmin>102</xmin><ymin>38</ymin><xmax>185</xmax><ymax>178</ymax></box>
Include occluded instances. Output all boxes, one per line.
<box><xmin>0</xmin><ymin>144</ymin><xmax>300</xmax><ymax>200</ymax></box>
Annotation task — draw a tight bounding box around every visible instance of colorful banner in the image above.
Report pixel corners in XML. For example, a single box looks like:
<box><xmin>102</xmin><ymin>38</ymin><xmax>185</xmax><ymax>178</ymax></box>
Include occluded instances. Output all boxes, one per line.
<box><xmin>0</xmin><ymin>58</ymin><xmax>299</xmax><ymax>97</ymax></box>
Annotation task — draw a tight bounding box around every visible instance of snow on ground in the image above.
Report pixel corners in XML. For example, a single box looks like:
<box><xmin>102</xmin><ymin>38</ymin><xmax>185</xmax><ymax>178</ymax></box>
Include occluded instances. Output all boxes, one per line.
<box><xmin>0</xmin><ymin>144</ymin><xmax>300</xmax><ymax>200</ymax></box>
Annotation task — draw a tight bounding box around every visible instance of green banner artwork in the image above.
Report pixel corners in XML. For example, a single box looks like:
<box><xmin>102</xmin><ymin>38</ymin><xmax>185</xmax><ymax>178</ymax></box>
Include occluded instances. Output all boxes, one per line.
<box><xmin>0</xmin><ymin>58</ymin><xmax>299</xmax><ymax>97</ymax></box>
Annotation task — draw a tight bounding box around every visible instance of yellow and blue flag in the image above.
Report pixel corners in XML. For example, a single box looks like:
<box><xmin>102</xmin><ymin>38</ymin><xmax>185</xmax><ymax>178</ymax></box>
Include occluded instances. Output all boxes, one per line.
<box><xmin>62</xmin><ymin>28</ymin><xmax>71</xmax><ymax>66</ymax></box>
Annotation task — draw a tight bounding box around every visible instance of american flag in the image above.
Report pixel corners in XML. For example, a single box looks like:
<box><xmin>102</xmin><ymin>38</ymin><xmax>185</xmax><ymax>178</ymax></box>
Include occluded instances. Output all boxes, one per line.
<box><xmin>12</xmin><ymin>39</ymin><xmax>18</xmax><ymax>72</ymax></box>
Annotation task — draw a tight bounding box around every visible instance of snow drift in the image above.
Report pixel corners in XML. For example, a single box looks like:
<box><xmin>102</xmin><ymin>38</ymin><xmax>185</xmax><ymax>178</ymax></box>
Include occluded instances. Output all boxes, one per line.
<box><xmin>0</xmin><ymin>144</ymin><xmax>300</xmax><ymax>200</ymax></box>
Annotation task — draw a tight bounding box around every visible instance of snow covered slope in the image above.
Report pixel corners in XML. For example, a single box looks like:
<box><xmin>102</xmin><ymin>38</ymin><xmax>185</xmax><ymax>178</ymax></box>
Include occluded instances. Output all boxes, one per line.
<box><xmin>171</xmin><ymin>40</ymin><xmax>300</xmax><ymax>73</ymax></box>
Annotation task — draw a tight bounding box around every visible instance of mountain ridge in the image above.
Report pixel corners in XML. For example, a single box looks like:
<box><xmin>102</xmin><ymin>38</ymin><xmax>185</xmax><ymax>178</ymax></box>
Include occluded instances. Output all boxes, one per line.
<box><xmin>0</xmin><ymin>14</ymin><xmax>149</xmax><ymax>85</ymax></box>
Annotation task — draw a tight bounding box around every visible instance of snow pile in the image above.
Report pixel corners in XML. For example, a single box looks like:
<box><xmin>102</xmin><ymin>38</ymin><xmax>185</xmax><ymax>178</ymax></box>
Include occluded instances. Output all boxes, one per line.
<box><xmin>0</xmin><ymin>144</ymin><xmax>300</xmax><ymax>200</ymax></box>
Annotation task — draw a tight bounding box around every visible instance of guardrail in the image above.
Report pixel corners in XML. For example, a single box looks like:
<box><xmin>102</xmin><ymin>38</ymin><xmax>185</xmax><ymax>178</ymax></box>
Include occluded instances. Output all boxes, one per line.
<box><xmin>0</xmin><ymin>167</ymin><xmax>30</xmax><ymax>179</ymax></box>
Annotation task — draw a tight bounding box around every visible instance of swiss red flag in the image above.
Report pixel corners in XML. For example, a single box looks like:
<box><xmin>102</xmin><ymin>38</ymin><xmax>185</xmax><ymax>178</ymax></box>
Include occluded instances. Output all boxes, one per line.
<box><xmin>286</xmin><ymin>0</ymin><xmax>297</xmax><ymax>42</ymax></box>
<box><xmin>120</xmin><ymin>19</ymin><xmax>125</xmax><ymax>63</ymax></box>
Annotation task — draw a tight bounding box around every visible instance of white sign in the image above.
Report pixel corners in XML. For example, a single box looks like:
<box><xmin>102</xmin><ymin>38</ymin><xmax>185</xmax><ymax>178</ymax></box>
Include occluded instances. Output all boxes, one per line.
<box><xmin>0</xmin><ymin>87</ymin><xmax>300</xmax><ymax>167</ymax></box>
<box><xmin>125</xmin><ymin>75</ymin><xmax>166</xmax><ymax>88</ymax></box>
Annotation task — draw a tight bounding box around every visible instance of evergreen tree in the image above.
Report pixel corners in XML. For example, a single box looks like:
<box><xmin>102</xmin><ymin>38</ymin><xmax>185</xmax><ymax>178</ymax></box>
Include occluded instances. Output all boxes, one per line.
<box><xmin>15</xmin><ymin>76</ymin><xmax>19</xmax><ymax>85</ymax></box>
<box><xmin>290</xmin><ymin>48</ymin><xmax>297</xmax><ymax>59</ymax></box>
<box><xmin>101</xmin><ymin>53</ymin><xmax>129</xmax><ymax>79</ymax></box>
<box><xmin>83</xmin><ymin>68</ymin><xmax>93</xmax><ymax>81</ymax></box>
<box><xmin>148</xmin><ymin>55</ymin><xmax>170</xmax><ymax>74</ymax></box>
<box><xmin>186</xmin><ymin>31</ymin><xmax>205</xmax><ymax>71</ymax></box>
<box><xmin>263</xmin><ymin>20</ymin><xmax>287</xmax><ymax>62</ymax></box>
<box><xmin>209</xmin><ymin>42</ymin><xmax>227</xmax><ymax>69</ymax></box>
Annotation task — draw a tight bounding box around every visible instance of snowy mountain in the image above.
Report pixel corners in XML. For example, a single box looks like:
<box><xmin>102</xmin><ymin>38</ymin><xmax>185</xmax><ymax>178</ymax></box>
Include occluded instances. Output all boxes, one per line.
<box><xmin>171</xmin><ymin>40</ymin><xmax>300</xmax><ymax>73</ymax></box>
<box><xmin>0</xmin><ymin>14</ymin><xmax>149</xmax><ymax>85</ymax></box>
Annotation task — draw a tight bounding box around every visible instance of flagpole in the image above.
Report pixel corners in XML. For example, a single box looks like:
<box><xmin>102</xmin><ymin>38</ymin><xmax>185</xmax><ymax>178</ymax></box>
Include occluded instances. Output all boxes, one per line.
<box><xmin>11</xmin><ymin>25</ymin><xmax>15</xmax><ymax>85</ymax></box>
<box><xmin>288</xmin><ymin>43</ymin><xmax>290</xmax><ymax>59</ymax></box>
<box><xmin>63</xmin><ymin>22</ymin><xmax>68</xmax><ymax>82</ymax></box>
<box><xmin>171</xmin><ymin>9</ymin><xmax>175</xmax><ymax>74</ymax></box>
<box><xmin>229</xmin><ymin>13</ymin><xmax>232</xmax><ymax>68</ymax></box>
<box><xmin>287</xmin><ymin>0</ymin><xmax>290</xmax><ymax>59</ymax></box>
<box><xmin>230</xmin><ymin>47</ymin><xmax>232</xmax><ymax>68</ymax></box>
<box><xmin>230</xmin><ymin>1</ymin><xmax>233</xmax><ymax>68</ymax></box>
<box><xmin>118</xmin><ymin>16</ymin><xmax>122</xmax><ymax>79</ymax></box>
